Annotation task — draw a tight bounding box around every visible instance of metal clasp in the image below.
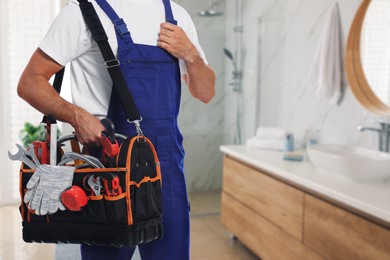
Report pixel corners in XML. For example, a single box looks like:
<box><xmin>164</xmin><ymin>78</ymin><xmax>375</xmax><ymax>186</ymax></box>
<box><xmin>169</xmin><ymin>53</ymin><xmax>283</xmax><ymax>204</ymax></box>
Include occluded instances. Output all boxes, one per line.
<box><xmin>127</xmin><ymin>117</ymin><xmax>144</xmax><ymax>137</ymax></box>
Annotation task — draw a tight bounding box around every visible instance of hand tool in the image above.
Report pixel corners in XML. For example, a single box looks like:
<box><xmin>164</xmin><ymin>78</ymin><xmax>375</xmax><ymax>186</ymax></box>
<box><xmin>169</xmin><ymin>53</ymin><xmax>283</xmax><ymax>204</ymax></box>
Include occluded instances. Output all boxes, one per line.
<box><xmin>75</xmin><ymin>163</ymin><xmax>93</xmax><ymax>169</ymax></box>
<box><xmin>57</xmin><ymin>134</ymin><xmax>94</xmax><ymax>165</ymax></box>
<box><xmin>115</xmin><ymin>133</ymin><xmax>127</xmax><ymax>141</ymax></box>
<box><xmin>103</xmin><ymin>174</ymin><xmax>122</xmax><ymax>197</ymax></box>
<box><xmin>100</xmin><ymin>118</ymin><xmax>119</xmax><ymax>167</ymax></box>
<box><xmin>32</xmin><ymin>141</ymin><xmax>49</xmax><ymax>164</ymax></box>
<box><xmin>61</xmin><ymin>185</ymin><xmax>89</xmax><ymax>211</ymax></box>
<box><xmin>8</xmin><ymin>144</ymin><xmax>37</xmax><ymax>169</ymax></box>
<box><xmin>26</xmin><ymin>144</ymin><xmax>41</xmax><ymax>166</ymax></box>
<box><xmin>57</xmin><ymin>134</ymin><xmax>77</xmax><ymax>145</ymax></box>
<box><xmin>59</xmin><ymin>152</ymin><xmax>104</xmax><ymax>168</ymax></box>
<box><xmin>83</xmin><ymin>175</ymin><xmax>103</xmax><ymax>196</ymax></box>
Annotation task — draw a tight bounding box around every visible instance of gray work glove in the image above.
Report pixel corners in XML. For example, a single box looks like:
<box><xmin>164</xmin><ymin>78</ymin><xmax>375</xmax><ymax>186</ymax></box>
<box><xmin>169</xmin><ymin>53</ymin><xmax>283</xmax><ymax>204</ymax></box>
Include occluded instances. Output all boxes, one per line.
<box><xmin>24</xmin><ymin>164</ymin><xmax>75</xmax><ymax>215</ymax></box>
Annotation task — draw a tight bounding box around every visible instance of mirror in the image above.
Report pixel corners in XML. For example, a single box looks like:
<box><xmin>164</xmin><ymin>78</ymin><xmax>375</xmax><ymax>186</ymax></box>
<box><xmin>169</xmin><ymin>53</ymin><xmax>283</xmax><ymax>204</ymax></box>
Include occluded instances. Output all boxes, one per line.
<box><xmin>346</xmin><ymin>0</ymin><xmax>390</xmax><ymax>115</ymax></box>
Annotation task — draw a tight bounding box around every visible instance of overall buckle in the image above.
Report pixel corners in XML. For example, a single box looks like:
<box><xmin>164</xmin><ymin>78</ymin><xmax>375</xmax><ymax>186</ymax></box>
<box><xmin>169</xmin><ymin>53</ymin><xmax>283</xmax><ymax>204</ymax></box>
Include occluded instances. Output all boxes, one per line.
<box><xmin>114</xmin><ymin>19</ymin><xmax>130</xmax><ymax>38</ymax></box>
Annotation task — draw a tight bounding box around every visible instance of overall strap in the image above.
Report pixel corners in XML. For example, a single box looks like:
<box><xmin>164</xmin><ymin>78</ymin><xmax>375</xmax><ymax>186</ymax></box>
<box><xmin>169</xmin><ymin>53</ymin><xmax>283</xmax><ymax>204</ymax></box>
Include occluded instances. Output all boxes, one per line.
<box><xmin>94</xmin><ymin>0</ymin><xmax>134</xmax><ymax>45</ymax></box>
<box><xmin>77</xmin><ymin>0</ymin><xmax>142</xmax><ymax>125</ymax></box>
<box><xmin>162</xmin><ymin>0</ymin><xmax>177</xmax><ymax>25</ymax></box>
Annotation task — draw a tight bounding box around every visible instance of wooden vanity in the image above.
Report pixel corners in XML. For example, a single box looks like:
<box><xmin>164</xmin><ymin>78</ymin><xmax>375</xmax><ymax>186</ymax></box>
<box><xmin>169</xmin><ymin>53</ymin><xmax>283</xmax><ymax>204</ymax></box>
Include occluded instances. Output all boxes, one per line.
<box><xmin>220</xmin><ymin>147</ymin><xmax>390</xmax><ymax>260</ymax></box>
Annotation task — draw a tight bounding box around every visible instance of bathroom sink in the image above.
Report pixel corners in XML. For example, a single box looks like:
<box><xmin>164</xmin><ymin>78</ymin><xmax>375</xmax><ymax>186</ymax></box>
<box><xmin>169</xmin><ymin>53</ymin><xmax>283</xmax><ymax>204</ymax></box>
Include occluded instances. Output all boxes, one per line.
<box><xmin>307</xmin><ymin>144</ymin><xmax>390</xmax><ymax>182</ymax></box>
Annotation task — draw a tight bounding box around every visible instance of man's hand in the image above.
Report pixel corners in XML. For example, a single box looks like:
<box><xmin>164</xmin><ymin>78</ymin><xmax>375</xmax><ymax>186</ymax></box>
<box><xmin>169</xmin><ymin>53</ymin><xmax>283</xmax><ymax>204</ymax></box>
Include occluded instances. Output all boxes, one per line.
<box><xmin>158</xmin><ymin>23</ymin><xmax>216</xmax><ymax>103</ymax></box>
<box><xmin>73</xmin><ymin>110</ymin><xmax>105</xmax><ymax>146</ymax></box>
<box><xmin>158</xmin><ymin>22</ymin><xmax>198</xmax><ymax>62</ymax></box>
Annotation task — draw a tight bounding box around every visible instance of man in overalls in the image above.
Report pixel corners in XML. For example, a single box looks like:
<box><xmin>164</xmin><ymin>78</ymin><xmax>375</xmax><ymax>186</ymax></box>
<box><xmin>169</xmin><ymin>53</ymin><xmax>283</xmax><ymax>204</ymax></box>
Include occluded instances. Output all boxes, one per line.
<box><xmin>17</xmin><ymin>0</ymin><xmax>215</xmax><ymax>259</ymax></box>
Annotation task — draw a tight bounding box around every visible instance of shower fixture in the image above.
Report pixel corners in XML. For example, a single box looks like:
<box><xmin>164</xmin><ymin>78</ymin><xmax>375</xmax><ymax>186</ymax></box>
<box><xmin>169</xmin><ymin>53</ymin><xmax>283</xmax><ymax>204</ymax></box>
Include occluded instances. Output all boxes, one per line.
<box><xmin>198</xmin><ymin>0</ymin><xmax>244</xmax><ymax>145</ymax></box>
<box><xmin>198</xmin><ymin>0</ymin><xmax>223</xmax><ymax>17</ymax></box>
<box><xmin>223</xmin><ymin>47</ymin><xmax>242</xmax><ymax>92</ymax></box>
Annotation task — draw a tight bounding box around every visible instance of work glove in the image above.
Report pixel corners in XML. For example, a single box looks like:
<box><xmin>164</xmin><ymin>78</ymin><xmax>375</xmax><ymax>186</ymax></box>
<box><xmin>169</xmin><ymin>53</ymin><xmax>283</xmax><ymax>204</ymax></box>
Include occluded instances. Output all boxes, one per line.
<box><xmin>24</xmin><ymin>164</ymin><xmax>75</xmax><ymax>215</ymax></box>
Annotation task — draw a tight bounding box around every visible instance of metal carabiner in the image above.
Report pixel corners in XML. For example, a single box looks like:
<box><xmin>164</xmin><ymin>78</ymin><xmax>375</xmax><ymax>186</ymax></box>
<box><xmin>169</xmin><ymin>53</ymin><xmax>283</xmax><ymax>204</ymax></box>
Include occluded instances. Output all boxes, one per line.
<box><xmin>127</xmin><ymin>117</ymin><xmax>144</xmax><ymax>137</ymax></box>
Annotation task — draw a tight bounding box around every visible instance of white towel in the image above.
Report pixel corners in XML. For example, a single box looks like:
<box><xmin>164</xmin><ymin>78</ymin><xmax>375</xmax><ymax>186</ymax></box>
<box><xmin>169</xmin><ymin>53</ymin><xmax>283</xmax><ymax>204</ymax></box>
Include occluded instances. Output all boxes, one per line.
<box><xmin>308</xmin><ymin>2</ymin><xmax>342</xmax><ymax>105</ymax></box>
<box><xmin>246</xmin><ymin>137</ymin><xmax>284</xmax><ymax>151</ymax></box>
<box><xmin>256</xmin><ymin>127</ymin><xmax>286</xmax><ymax>140</ymax></box>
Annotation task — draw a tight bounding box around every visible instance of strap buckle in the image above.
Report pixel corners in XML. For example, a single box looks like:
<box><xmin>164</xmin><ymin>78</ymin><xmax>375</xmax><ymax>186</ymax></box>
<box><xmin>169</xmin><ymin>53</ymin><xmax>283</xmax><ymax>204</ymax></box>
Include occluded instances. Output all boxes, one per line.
<box><xmin>114</xmin><ymin>19</ymin><xmax>130</xmax><ymax>37</ymax></box>
<box><xmin>105</xmin><ymin>59</ymin><xmax>120</xmax><ymax>68</ymax></box>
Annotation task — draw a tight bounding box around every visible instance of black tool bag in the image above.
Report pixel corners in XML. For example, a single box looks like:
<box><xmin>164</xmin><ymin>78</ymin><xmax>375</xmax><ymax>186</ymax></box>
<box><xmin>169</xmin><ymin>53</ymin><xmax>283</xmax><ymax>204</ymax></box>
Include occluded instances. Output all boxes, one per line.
<box><xmin>19</xmin><ymin>0</ymin><xmax>164</xmax><ymax>248</ymax></box>
<box><xmin>20</xmin><ymin>134</ymin><xmax>163</xmax><ymax>247</ymax></box>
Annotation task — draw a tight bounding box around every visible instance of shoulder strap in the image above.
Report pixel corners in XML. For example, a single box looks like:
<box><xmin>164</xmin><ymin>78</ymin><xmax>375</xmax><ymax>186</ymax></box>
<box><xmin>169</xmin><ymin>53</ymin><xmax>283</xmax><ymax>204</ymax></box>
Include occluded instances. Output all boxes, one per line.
<box><xmin>77</xmin><ymin>0</ymin><xmax>142</xmax><ymax>125</ymax></box>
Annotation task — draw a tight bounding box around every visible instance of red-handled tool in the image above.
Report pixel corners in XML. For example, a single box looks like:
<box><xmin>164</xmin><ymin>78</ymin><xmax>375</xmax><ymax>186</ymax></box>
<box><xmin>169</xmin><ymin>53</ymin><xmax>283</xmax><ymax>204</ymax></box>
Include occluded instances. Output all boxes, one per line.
<box><xmin>103</xmin><ymin>174</ymin><xmax>122</xmax><ymax>197</ymax></box>
<box><xmin>32</xmin><ymin>141</ymin><xmax>49</xmax><ymax>164</ymax></box>
<box><xmin>100</xmin><ymin>118</ymin><xmax>119</xmax><ymax>167</ymax></box>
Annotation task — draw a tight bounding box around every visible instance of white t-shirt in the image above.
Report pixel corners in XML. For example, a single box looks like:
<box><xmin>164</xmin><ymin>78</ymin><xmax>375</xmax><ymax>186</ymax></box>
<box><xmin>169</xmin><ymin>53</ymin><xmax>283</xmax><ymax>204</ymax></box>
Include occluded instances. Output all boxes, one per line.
<box><xmin>39</xmin><ymin>0</ymin><xmax>207</xmax><ymax>117</ymax></box>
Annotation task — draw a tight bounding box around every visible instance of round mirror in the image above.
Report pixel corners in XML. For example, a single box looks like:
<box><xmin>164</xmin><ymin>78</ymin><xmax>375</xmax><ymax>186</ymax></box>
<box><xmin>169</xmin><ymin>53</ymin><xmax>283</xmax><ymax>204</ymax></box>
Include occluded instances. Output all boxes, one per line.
<box><xmin>346</xmin><ymin>0</ymin><xmax>390</xmax><ymax>115</ymax></box>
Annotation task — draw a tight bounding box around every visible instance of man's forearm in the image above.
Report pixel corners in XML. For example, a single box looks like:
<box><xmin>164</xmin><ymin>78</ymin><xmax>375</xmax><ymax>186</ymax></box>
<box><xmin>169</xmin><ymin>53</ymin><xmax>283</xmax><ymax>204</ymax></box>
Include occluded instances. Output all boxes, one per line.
<box><xmin>17</xmin><ymin>48</ymin><xmax>105</xmax><ymax>145</ymax></box>
<box><xmin>184</xmin><ymin>55</ymin><xmax>216</xmax><ymax>104</ymax></box>
<box><xmin>18</xmin><ymin>69</ymin><xmax>81</xmax><ymax>126</ymax></box>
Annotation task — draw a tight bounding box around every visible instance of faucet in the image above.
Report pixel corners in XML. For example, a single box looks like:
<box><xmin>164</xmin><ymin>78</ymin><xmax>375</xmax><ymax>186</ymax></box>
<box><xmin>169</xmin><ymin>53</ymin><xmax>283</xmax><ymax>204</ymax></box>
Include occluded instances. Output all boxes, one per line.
<box><xmin>358</xmin><ymin>122</ymin><xmax>390</xmax><ymax>152</ymax></box>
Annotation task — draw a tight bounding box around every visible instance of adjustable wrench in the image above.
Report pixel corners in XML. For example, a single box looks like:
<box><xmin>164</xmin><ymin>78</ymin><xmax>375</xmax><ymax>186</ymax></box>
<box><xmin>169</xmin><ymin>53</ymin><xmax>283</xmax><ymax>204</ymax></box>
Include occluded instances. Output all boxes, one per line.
<box><xmin>87</xmin><ymin>175</ymin><xmax>103</xmax><ymax>196</ymax></box>
<box><xmin>8</xmin><ymin>144</ymin><xmax>37</xmax><ymax>169</ymax></box>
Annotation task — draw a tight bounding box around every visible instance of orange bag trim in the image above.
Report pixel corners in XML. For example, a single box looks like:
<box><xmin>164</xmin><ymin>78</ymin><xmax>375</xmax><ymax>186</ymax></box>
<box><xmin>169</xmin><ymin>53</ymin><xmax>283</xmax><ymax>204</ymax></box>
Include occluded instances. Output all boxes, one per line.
<box><xmin>89</xmin><ymin>195</ymin><xmax>103</xmax><ymax>201</ymax></box>
<box><xmin>104</xmin><ymin>193</ymin><xmax>126</xmax><ymax>201</ymax></box>
<box><xmin>129</xmin><ymin>176</ymin><xmax>161</xmax><ymax>188</ymax></box>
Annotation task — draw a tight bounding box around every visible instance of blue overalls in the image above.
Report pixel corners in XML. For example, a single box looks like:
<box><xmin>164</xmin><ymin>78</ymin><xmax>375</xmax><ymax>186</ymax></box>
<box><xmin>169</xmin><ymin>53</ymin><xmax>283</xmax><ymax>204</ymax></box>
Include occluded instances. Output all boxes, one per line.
<box><xmin>80</xmin><ymin>0</ymin><xmax>190</xmax><ymax>259</ymax></box>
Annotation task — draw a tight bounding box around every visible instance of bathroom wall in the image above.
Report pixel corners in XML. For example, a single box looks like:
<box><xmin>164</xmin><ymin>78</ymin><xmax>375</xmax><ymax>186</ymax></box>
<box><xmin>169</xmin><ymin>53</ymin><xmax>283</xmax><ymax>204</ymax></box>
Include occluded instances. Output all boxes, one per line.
<box><xmin>225</xmin><ymin>0</ymin><xmax>380</xmax><ymax>150</ymax></box>
<box><xmin>173</xmin><ymin>0</ymin><xmax>227</xmax><ymax>192</ymax></box>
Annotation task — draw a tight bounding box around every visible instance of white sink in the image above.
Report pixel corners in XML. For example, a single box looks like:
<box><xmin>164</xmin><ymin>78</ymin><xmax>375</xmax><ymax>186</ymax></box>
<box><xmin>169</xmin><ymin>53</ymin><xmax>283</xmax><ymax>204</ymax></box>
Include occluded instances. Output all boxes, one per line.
<box><xmin>307</xmin><ymin>144</ymin><xmax>390</xmax><ymax>182</ymax></box>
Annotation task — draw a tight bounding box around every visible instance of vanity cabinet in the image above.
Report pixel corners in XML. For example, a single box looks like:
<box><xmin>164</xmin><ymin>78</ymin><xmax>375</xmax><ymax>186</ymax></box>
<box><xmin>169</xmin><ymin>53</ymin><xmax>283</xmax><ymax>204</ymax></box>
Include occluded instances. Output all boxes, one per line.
<box><xmin>304</xmin><ymin>195</ymin><xmax>390</xmax><ymax>260</ymax></box>
<box><xmin>221</xmin><ymin>156</ymin><xmax>390</xmax><ymax>260</ymax></box>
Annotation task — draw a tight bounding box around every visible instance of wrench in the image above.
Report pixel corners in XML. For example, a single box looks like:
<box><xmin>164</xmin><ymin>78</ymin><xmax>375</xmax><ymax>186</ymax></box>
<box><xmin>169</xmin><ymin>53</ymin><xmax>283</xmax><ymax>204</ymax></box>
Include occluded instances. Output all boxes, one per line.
<box><xmin>87</xmin><ymin>175</ymin><xmax>103</xmax><ymax>196</ymax></box>
<box><xmin>26</xmin><ymin>144</ymin><xmax>41</xmax><ymax>166</ymax></box>
<box><xmin>58</xmin><ymin>152</ymin><xmax>104</xmax><ymax>168</ymax></box>
<box><xmin>8</xmin><ymin>144</ymin><xmax>37</xmax><ymax>169</ymax></box>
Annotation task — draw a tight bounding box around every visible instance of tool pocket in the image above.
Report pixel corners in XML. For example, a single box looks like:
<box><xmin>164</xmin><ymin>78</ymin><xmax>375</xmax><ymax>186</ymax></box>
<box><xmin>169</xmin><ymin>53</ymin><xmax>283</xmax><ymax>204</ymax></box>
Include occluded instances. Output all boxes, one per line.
<box><xmin>48</xmin><ymin>209</ymin><xmax>87</xmax><ymax>224</ymax></box>
<box><xmin>86</xmin><ymin>195</ymin><xmax>107</xmax><ymax>224</ymax></box>
<box><xmin>104</xmin><ymin>193</ymin><xmax>127</xmax><ymax>224</ymax></box>
<box><xmin>130</xmin><ymin>180</ymin><xmax>162</xmax><ymax>223</ymax></box>
<box><xmin>125</xmin><ymin>136</ymin><xmax>163</xmax><ymax>225</ymax></box>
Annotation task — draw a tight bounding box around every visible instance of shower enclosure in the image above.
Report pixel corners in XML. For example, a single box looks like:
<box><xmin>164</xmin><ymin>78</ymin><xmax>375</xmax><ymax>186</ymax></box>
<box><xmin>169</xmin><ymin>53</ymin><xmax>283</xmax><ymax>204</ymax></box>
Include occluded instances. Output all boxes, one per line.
<box><xmin>173</xmin><ymin>0</ymin><xmax>260</xmax><ymax>193</ymax></box>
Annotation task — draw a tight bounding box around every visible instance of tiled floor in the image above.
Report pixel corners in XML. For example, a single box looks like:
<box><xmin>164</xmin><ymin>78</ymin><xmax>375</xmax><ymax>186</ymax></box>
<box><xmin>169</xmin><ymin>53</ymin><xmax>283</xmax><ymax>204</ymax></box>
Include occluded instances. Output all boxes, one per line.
<box><xmin>0</xmin><ymin>191</ymin><xmax>259</xmax><ymax>260</ymax></box>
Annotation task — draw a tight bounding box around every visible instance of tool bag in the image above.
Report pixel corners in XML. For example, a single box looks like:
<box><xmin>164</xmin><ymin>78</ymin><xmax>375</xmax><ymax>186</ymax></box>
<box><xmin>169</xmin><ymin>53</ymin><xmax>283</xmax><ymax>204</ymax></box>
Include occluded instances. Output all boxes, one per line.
<box><xmin>19</xmin><ymin>0</ymin><xmax>164</xmax><ymax>248</ymax></box>
<box><xmin>20</xmin><ymin>134</ymin><xmax>163</xmax><ymax>247</ymax></box>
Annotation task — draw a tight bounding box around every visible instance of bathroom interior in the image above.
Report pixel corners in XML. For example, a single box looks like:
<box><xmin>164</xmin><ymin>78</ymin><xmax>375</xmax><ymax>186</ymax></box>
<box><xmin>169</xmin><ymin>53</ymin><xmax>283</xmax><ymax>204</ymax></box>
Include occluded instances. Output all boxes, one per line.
<box><xmin>0</xmin><ymin>0</ymin><xmax>389</xmax><ymax>259</ymax></box>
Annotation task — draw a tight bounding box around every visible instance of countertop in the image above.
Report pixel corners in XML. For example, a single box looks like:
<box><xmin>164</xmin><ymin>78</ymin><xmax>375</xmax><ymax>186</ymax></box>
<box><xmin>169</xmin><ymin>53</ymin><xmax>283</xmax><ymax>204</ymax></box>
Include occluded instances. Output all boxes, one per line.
<box><xmin>220</xmin><ymin>145</ymin><xmax>390</xmax><ymax>227</ymax></box>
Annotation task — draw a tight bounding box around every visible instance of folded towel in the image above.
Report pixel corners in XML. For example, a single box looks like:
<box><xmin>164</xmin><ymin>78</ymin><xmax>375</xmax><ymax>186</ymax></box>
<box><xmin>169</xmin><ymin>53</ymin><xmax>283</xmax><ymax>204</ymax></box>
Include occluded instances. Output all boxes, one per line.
<box><xmin>256</xmin><ymin>127</ymin><xmax>286</xmax><ymax>140</ymax></box>
<box><xmin>308</xmin><ymin>2</ymin><xmax>342</xmax><ymax>105</ymax></box>
<box><xmin>246</xmin><ymin>137</ymin><xmax>284</xmax><ymax>151</ymax></box>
